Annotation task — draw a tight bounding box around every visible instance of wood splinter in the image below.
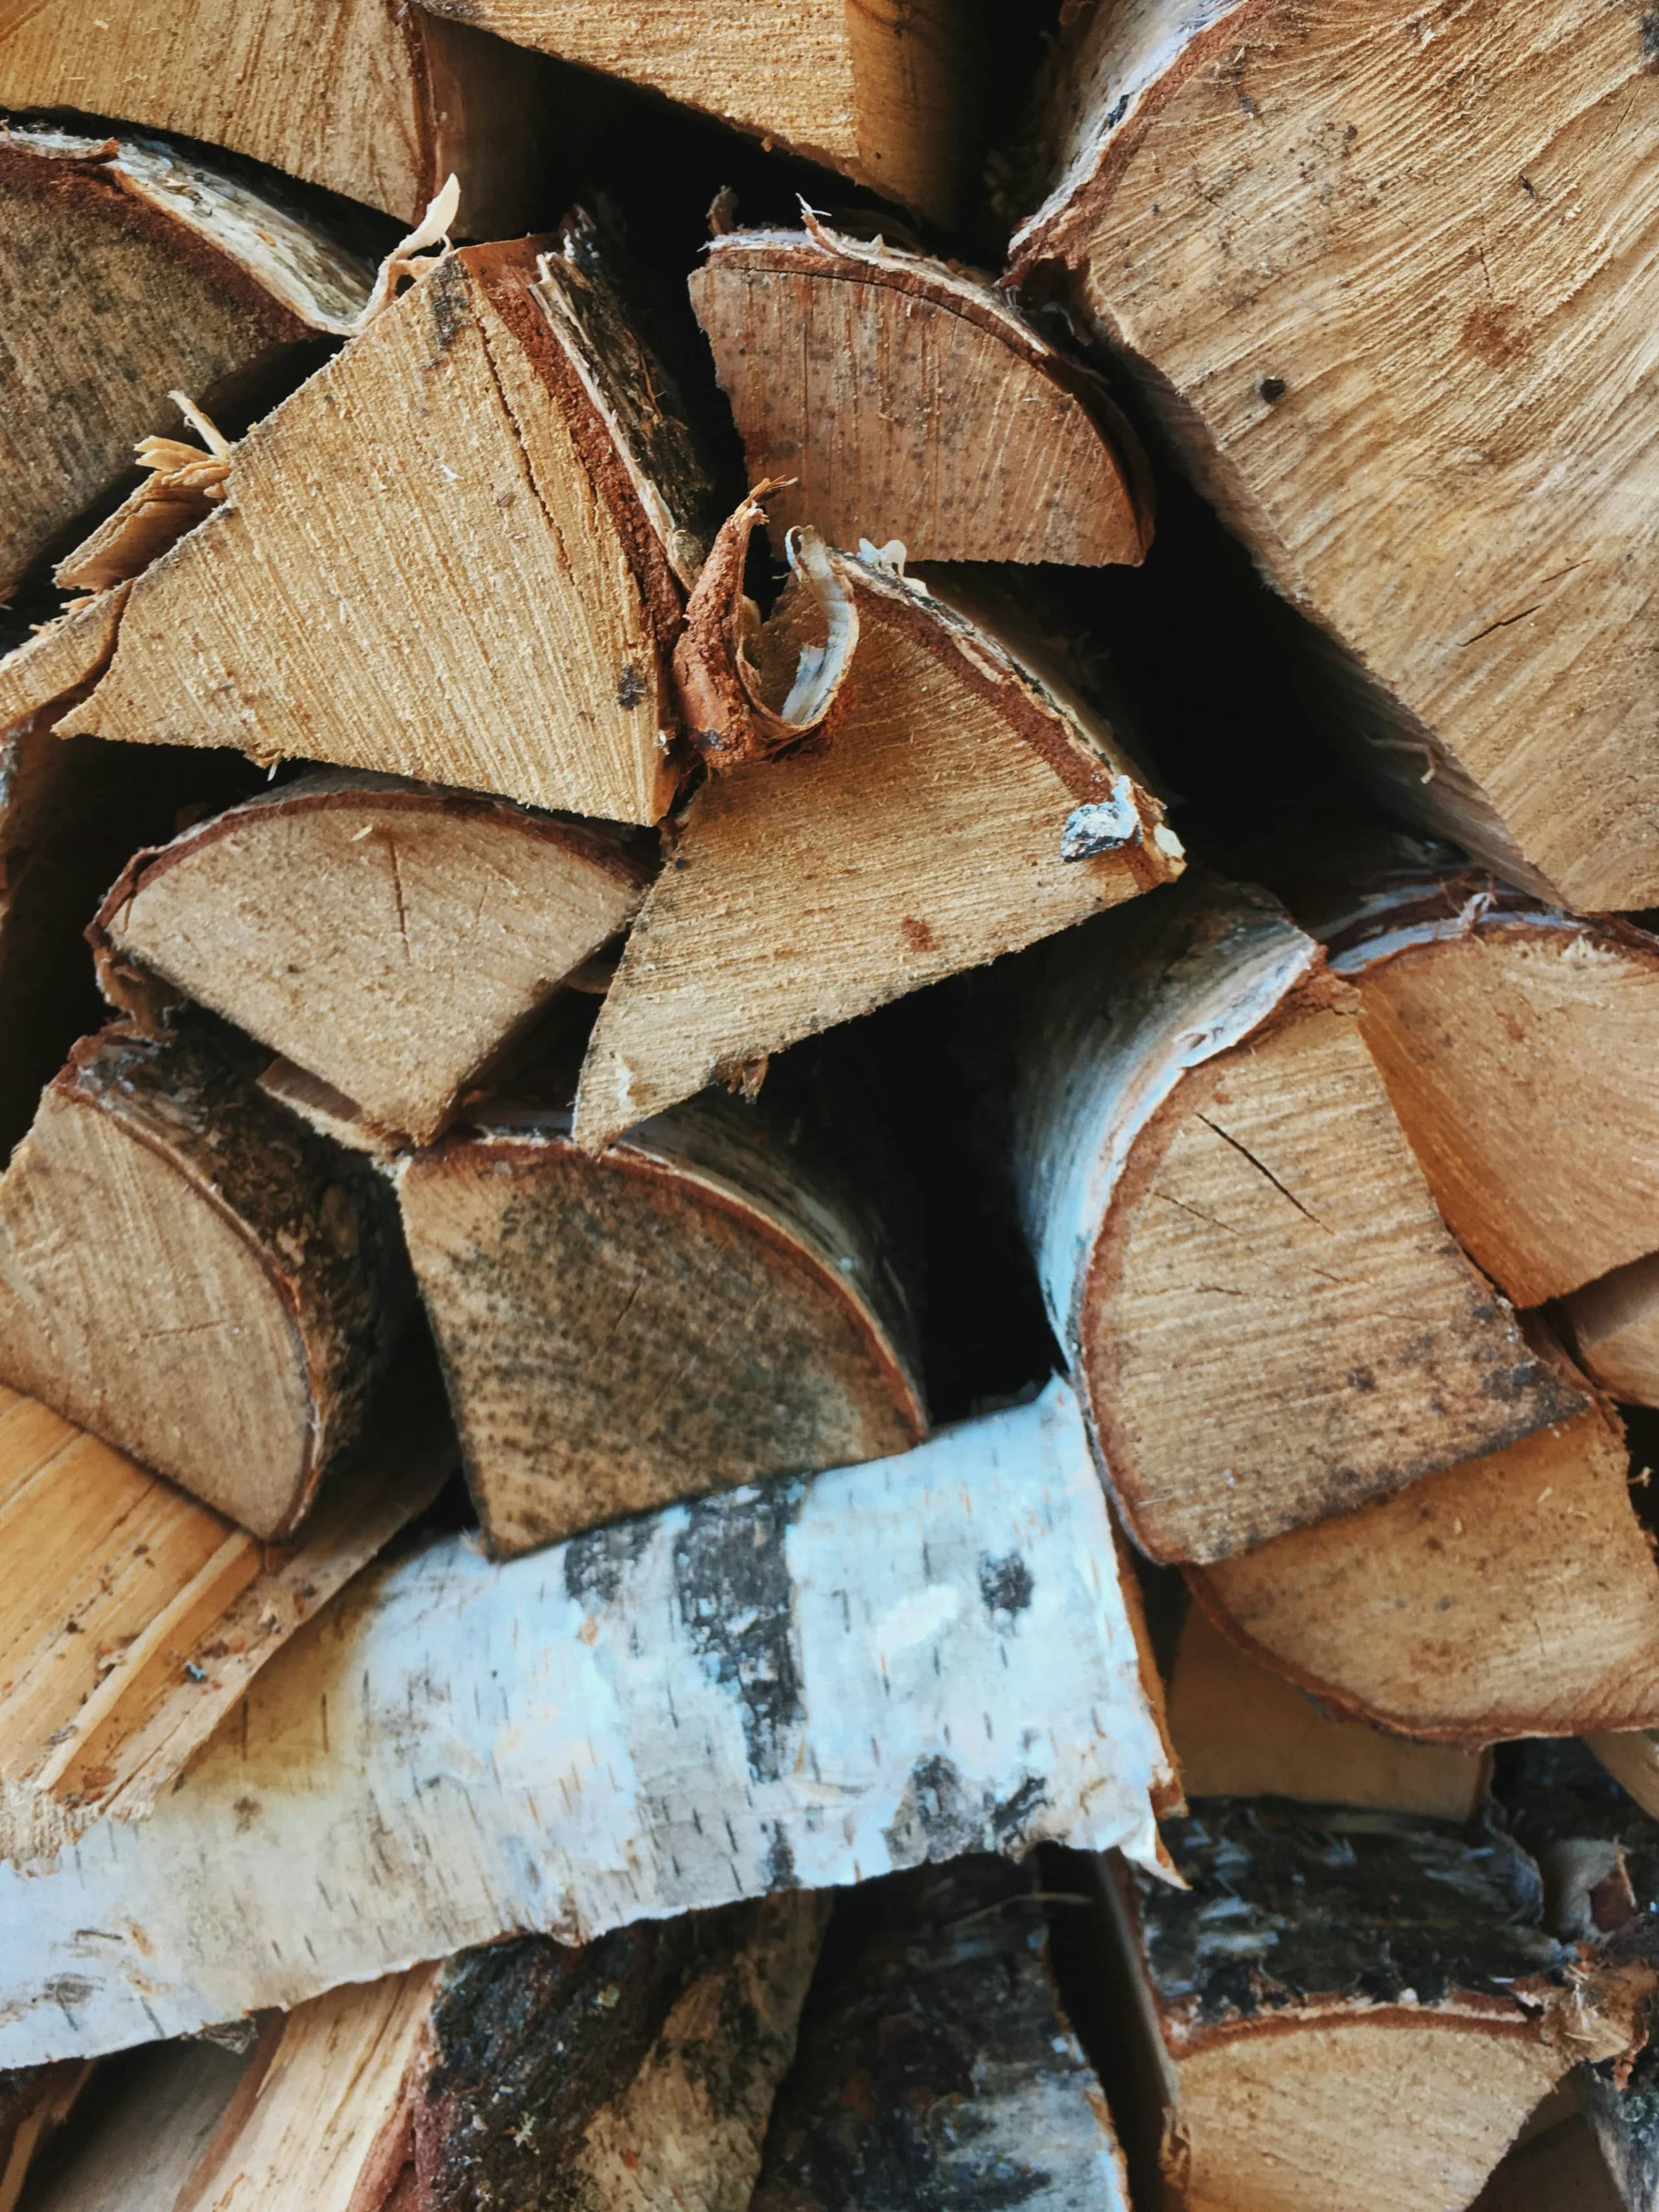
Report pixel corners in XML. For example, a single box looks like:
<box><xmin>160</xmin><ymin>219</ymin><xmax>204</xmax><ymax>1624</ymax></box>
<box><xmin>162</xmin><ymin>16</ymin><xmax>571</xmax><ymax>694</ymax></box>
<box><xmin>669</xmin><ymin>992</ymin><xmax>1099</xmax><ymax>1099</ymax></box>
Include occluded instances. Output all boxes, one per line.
<box><xmin>92</xmin><ymin>770</ymin><xmax>655</xmax><ymax>1149</ymax></box>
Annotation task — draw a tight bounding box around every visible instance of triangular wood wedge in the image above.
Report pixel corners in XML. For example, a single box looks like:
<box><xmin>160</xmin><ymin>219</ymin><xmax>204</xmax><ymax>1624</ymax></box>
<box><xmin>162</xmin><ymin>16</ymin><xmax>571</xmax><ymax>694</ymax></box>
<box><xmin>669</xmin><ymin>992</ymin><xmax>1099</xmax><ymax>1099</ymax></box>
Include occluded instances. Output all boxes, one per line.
<box><xmin>0</xmin><ymin>125</ymin><xmax>371</xmax><ymax>602</ymax></box>
<box><xmin>574</xmin><ymin>525</ymin><xmax>1183</xmax><ymax>1149</ymax></box>
<box><xmin>18</xmin><ymin>2042</ymin><xmax>252</xmax><ymax>2212</ymax></box>
<box><xmin>0</xmin><ymin>1379</ymin><xmax>1176</xmax><ymax>2064</ymax></box>
<box><xmin>1008</xmin><ymin>1</ymin><xmax>1659</xmax><ymax>909</ymax></box>
<box><xmin>1104</xmin><ymin>1802</ymin><xmax>1647</xmax><ymax>2212</ymax></box>
<box><xmin>0</xmin><ymin>1362</ymin><xmax>450</xmax><ymax>1863</ymax></box>
<box><xmin>170</xmin><ymin>1898</ymin><xmax>822</xmax><ymax>2212</ymax></box>
<box><xmin>0</xmin><ymin>2060</ymin><xmax>88</xmax><ymax>2212</ymax></box>
<box><xmin>1474</xmin><ymin>2115</ymin><xmax>1626</xmax><ymax>2212</ymax></box>
<box><xmin>1190</xmin><ymin>1361</ymin><xmax>1659</xmax><ymax>1743</ymax></box>
<box><xmin>91</xmin><ymin>771</ymin><xmax>654</xmax><ymax>1149</ymax></box>
<box><xmin>690</xmin><ymin>220</ymin><xmax>1152</xmax><ymax>565</ymax></box>
<box><xmin>751</xmin><ymin>1856</ymin><xmax>1131</xmax><ymax>2211</ymax></box>
<box><xmin>399</xmin><ymin>1086</ymin><xmax>925</xmax><ymax>1556</ymax></box>
<box><xmin>0</xmin><ymin>1020</ymin><xmax>410</xmax><ymax>1541</ymax></box>
<box><xmin>1010</xmin><ymin>877</ymin><xmax>1580</xmax><ymax>1565</ymax></box>
<box><xmin>415</xmin><ymin>0</ymin><xmax>979</xmax><ymax>223</ymax></box>
<box><xmin>0</xmin><ymin>0</ymin><xmax>548</xmax><ymax>228</ymax></box>
<box><xmin>60</xmin><ymin>223</ymin><xmax>720</xmax><ymax>824</ymax></box>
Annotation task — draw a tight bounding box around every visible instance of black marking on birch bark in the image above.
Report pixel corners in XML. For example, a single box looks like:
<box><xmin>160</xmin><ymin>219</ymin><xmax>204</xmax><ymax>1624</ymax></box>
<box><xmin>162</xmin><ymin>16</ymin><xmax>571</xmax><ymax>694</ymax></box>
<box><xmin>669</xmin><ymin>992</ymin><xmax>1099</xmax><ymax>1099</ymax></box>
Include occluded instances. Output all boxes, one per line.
<box><xmin>882</xmin><ymin>1754</ymin><xmax>1050</xmax><ymax>1864</ymax></box>
<box><xmin>563</xmin><ymin>1516</ymin><xmax>656</xmax><ymax>1607</ymax></box>
<box><xmin>977</xmin><ymin>1551</ymin><xmax>1034</xmax><ymax>1626</ymax></box>
<box><xmin>672</xmin><ymin>1480</ymin><xmax>806</xmax><ymax>1784</ymax></box>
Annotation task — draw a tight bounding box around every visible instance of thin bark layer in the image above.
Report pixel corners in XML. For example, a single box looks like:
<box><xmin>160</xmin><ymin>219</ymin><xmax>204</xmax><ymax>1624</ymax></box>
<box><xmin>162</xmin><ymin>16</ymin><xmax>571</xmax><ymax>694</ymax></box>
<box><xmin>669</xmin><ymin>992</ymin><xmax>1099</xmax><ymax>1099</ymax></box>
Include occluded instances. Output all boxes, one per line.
<box><xmin>0</xmin><ymin>1019</ymin><xmax>410</xmax><ymax>1540</ymax></box>
<box><xmin>690</xmin><ymin>222</ymin><xmax>1152</xmax><ymax>565</ymax></box>
<box><xmin>399</xmin><ymin>1086</ymin><xmax>925</xmax><ymax>1556</ymax></box>
<box><xmin>0</xmin><ymin>1380</ymin><xmax>1175</xmax><ymax>2064</ymax></box>
<box><xmin>1010</xmin><ymin>0</ymin><xmax>1659</xmax><ymax>910</ymax></box>
<box><xmin>1011</xmin><ymin>877</ymin><xmax>1577</xmax><ymax>1565</ymax></box>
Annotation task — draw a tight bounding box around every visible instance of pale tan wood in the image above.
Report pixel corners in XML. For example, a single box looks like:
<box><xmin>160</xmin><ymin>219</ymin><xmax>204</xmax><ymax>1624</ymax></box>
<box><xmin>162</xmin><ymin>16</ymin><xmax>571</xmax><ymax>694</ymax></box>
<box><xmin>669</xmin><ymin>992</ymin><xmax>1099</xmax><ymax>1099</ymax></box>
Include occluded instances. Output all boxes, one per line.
<box><xmin>1329</xmin><ymin>888</ymin><xmax>1659</xmax><ymax>1307</ymax></box>
<box><xmin>1563</xmin><ymin>1254</ymin><xmax>1659</xmax><ymax>1407</ymax></box>
<box><xmin>0</xmin><ymin>1023</ymin><xmax>408</xmax><ymax>1541</ymax></box>
<box><xmin>60</xmin><ymin>233</ymin><xmax>718</xmax><ymax>825</ymax></box>
<box><xmin>1167</xmin><ymin>1603</ymin><xmax>1485</xmax><ymax>1820</ymax></box>
<box><xmin>0</xmin><ymin>587</ymin><xmax>125</xmax><ymax>736</ymax></box>
<box><xmin>25</xmin><ymin>2041</ymin><xmax>253</xmax><ymax>2212</ymax></box>
<box><xmin>399</xmin><ymin>1086</ymin><xmax>925</xmax><ymax>1556</ymax></box>
<box><xmin>0</xmin><ymin>126</ymin><xmax>371</xmax><ymax>602</ymax></box>
<box><xmin>1010</xmin><ymin>0</ymin><xmax>1659</xmax><ymax>910</ymax></box>
<box><xmin>94</xmin><ymin>771</ymin><xmax>653</xmax><ymax>1148</ymax></box>
<box><xmin>574</xmin><ymin>537</ymin><xmax>1182</xmax><ymax>1150</ymax></box>
<box><xmin>1472</xmin><ymin>2116</ymin><xmax>1626</xmax><ymax>2212</ymax></box>
<box><xmin>1012</xmin><ymin>881</ymin><xmax>1577</xmax><ymax>1566</ymax></box>
<box><xmin>690</xmin><ymin>221</ymin><xmax>1151</xmax><ymax>565</ymax></box>
<box><xmin>1584</xmin><ymin>1731</ymin><xmax>1659</xmax><ymax>1823</ymax></box>
<box><xmin>1194</xmin><ymin>1390</ymin><xmax>1659</xmax><ymax>1744</ymax></box>
<box><xmin>0</xmin><ymin>0</ymin><xmax>550</xmax><ymax>227</ymax></box>
<box><xmin>416</xmin><ymin>0</ymin><xmax>978</xmax><ymax>224</ymax></box>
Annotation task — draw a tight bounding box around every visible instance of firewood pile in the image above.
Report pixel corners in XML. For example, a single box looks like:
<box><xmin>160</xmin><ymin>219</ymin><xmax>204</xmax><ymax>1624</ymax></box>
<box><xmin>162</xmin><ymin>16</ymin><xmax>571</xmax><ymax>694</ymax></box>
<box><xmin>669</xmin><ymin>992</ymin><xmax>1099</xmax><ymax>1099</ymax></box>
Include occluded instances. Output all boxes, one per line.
<box><xmin>3</xmin><ymin>3</ymin><xmax>1659</xmax><ymax>2207</ymax></box>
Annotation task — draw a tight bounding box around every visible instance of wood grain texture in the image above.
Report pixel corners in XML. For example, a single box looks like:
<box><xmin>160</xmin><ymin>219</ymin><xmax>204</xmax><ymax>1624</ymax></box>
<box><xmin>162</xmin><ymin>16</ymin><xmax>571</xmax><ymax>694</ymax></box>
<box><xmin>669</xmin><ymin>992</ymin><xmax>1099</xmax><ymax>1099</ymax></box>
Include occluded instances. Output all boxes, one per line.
<box><xmin>400</xmin><ymin>1088</ymin><xmax>925</xmax><ymax>1556</ymax></box>
<box><xmin>62</xmin><ymin>237</ymin><xmax>711</xmax><ymax>824</ymax></box>
<box><xmin>1011</xmin><ymin>0</ymin><xmax>1659</xmax><ymax>910</ymax></box>
<box><xmin>1472</xmin><ymin>2117</ymin><xmax>1625</xmax><ymax>2212</ymax></box>
<box><xmin>0</xmin><ymin>1022</ymin><xmax>409</xmax><ymax>1540</ymax></box>
<box><xmin>0</xmin><ymin>126</ymin><xmax>370</xmax><ymax>601</ymax></box>
<box><xmin>23</xmin><ymin>2041</ymin><xmax>254</xmax><ymax>2212</ymax></box>
<box><xmin>1192</xmin><ymin>1388</ymin><xmax>1659</xmax><ymax>1745</ymax></box>
<box><xmin>1565</xmin><ymin>1253</ymin><xmax>1659</xmax><ymax>1407</ymax></box>
<box><xmin>690</xmin><ymin>223</ymin><xmax>1150</xmax><ymax>565</ymax></box>
<box><xmin>0</xmin><ymin>0</ymin><xmax>551</xmax><ymax>227</ymax></box>
<box><xmin>1011</xmin><ymin>879</ymin><xmax>1576</xmax><ymax>1565</ymax></box>
<box><xmin>414</xmin><ymin>0</ymin><xmax>979</xmax><ymax>223</ymax></box>
<box><xmin>0</xmin><ymin>1380</ymin><xmax>1174</xmax><ymax>2064</ymax></box>
<box><xmin>575</xmin><ymin>548</ymin><xmax>1182</xmax><ymax>1148</ymax></box>
<box><xmin>94</xmin><ymin>771</ymin><xmax>653</xmax><ymax>1148</ymax></box>
<box><xmin>0</xmin><ymin>2059</ymin><xmax>87</xmax><ymax>2212</ymax></box>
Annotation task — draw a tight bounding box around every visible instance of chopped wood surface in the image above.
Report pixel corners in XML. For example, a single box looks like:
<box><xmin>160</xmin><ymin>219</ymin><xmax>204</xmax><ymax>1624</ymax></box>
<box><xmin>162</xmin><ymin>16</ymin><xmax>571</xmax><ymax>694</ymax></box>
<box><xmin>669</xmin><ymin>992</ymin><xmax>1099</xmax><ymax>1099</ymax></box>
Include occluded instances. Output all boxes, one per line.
<box><xmin>0</xmin><ymin>2059</ymin><xmax>87</xmax><ymax>2212</ymax></box>
<box><xmin>0</xmin><ymin>0</ymin><xmax>550</xmax><ymax>227</ymax></box>
<box><xmin>0</xmin><ymin>1380</ymin><xmax>1174</xmax><ymax>2064</ymax></box>
<box><xmin>1012</xmin><ymin>878</ymin><xmax>1577</xmax><ymax>1565</ymax></box>
<box><xmin>1564</xmin><ymin>1254</ymin><xmax>1659</xmax><ymax>1408</ymax></box>
<box><xmin>0</xmin><ymin>125</ymin><xmax>370</xmax><ymax>602</ymax></box>
<box><xmin>1472</xmin><ymin>2117</ymin><xmax>1626</xmax><ymax>2212</ymax></box>
<box><xmin>400</xmin><ymin>1088</ymin><xmax>925</xmax><ymax>1556</ymax></box>
<box><xmin>1010</xmin><ymin>0</ymin><xmax>1659</xmax><ymax>911</ymax></box>
<box><xmin>1192</xmin><ymin>1386</ymin><xmax>1659</xmax><ymax>1744</ymax></box>
<box><xmin>575</xmin><ymin>543</ymin><xmax>1181</xmax><ymax>1149</ymax></box>
<box><xmin>690</xmin><ymin>222</ymin><xmax>1151</xmax><ymax>565</ymax></box>
<box><xmin>415</xmin><ymin>0</ymin><xmax>978</xmax><ymax>222</ymax></box>
<box><xmin>25</xmin><ymin>2040</ymin><xmax>255</xmax><ymax>2212</ymax></box>
<box><xmin>1166</xmin><ymin>1604</ymin><xmax>1485</xmax><ymax>1820</ymax></box>
<box><xmin>94</xmin><ymin>771</ymin><xmax>653</xmax><ymax>1148</ymax></box>
<box><xmin>0</xmin><ymin>1023</ymin><xmax>409</xmax><ymax>1540</ymax></box>
<box><xmin>60</xmin><ymin>237</ymin><xmax>712</xmax><ymax>824</ymax></box>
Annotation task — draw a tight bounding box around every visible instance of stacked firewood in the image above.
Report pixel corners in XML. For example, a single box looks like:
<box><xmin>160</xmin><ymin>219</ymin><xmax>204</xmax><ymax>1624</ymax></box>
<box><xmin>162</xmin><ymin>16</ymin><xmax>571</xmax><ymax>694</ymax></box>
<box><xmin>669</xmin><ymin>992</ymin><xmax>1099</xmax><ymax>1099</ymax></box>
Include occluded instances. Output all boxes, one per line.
<box><xmin>1</xmin><ymin>3</ymin><xmax>1658</xmax><ymax>2207</ymax></box>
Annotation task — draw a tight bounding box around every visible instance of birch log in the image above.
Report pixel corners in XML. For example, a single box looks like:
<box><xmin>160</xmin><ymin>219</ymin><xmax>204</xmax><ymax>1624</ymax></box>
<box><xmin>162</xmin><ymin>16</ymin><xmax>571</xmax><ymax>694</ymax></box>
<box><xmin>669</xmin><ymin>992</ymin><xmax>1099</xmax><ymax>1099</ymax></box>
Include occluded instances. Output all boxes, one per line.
<box><xmin>690</xmin><ymin>220</ymin><xmax>1152</xmax><ymax>565</ymax></box>
<box><xmin>0</xmin><ymin>1379</ymin><xmax>1175</xmax><ymax>2066</ymax></box>
<box><xmin>91</xmin><ymin>772</ymin><xmax>654</xmax><ymax>1149</ymax></box>
<box><xmin>0</xmin><ymin>126</ymin><xmax>371</xmax><ymax>603</ymax></box>
<box><xmin>0</xmin><ymin>1021</ymin><xmax>410</xmax><ymax>1540</ymax></box>
<box><xmin>1109</xmin><ymin>1800</ymin><xmax>1647</xmax><ymax>2212</ymax></box>
<box><xmin>574</xmin><ymin>526</ymin><xmax>1183</xmax><ymax>1149</ymax></box>
<box><xmin>750</xmin><ymin>1856</ymin><xmax>1133</xmax><ymax>2211</ymax></box>
<box><xmin>1010</xmin><ymin>876</ymin><xmax>1578</xmax><ymax>1565</ymax></box>
<box><xmin>413</xmin><ymin>0</ymin><xmax>980</xmax><ymax>224</ymax></box>
<box><xmin>0</xmin><ymin>0</ymin><xmax>548</xmax><ymax>228</ymax></box>
<box><xmin>399</xmin><ymin>1087</ymin><xmax>925</xmax><ymax>1555</ymax></box>
<box><xmin>1008</xmin><ymin>0</ymin><xmax>1659</xmax><ymax>911</ymax></box>
<box><xmin>58</xmin><ymin>220</ymin><xmax>720</xmax><ymax>825</ymax></box>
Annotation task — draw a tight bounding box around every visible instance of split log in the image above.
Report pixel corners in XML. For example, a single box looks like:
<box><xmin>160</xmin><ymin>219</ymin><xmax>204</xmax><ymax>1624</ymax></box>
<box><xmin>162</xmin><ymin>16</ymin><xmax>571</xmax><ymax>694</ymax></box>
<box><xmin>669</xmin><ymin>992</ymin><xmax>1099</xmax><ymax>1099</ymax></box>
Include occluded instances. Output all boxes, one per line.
<box><xmin>1166</xmin><ymin>1602</ymin><xmax>1486</xmax><ymax>1821</ymax></box>
<box><xmin>414</xmin><ymin>0</ymin><xmax>979</xmax><ymax>224</ymax></box>
<box><xmin>1189</xmin><ymin>1361</ymin><xmax>1659</xmax><ymax>1744</ymax></box>
<box><xmin>0</xmin><ymin>0</ymin><xmax>550</xmax><ymax>228</ymax></box>
<box><xmin>23</xmin><ymin>2040</ymin><xmax>257</xmax><ymax>2212</ymax></box>
<box><xmin>0</xmin><ymin>1379</ymin><xmax>1176</xmax><ymax>2064</ymax></box>
<box><xmin>0</xmin><ymin>1019</ymin><xmax>410</xmax><ymax>1541</ymax></box>
<box><xmin>0</xmin><ymin>1358</ymin><xmax>451</xmax><ymax>1863</ymax></box>
<box><xmin>689</xmin><ymin>220</ymin><xmax>1152</xmax><ymax>565</ymax></box>
<box><xmin>750</xmin><ymin>1856</ymin><xmax>1131</xmax><ymax>2211</ymax></box>
<box><xmin>1008</xmin><ymin>0</ymin><xmax>1659</xmax><ymax>911</ymax></box>
<box><xmin>173</xmin><ymin>1897</ymin><xmax>822</xmax><ymax>2212</ymax></box>
<box><xmin>92</xmin><ymin>771</ymin><xmax>654</xmax><ymax>1149</ymax></box>
<box><xmin>574</xmin><ymin>527</ymin><xmax>1183</xmax><ymax>1149</ymax></box>
<box><xmin>1471</xmin><ymin>2113</ymin><xmax>1625</xmax><ymax>2212</ymax></box>
<box><xmin>398</xmin><ymin>1085</ymin><xmax>925</xmax><ymax>1556</ymax></box>
<box><xmin>57</xmin><ymin>220</ymin><xmax>721</xmax><ymax>825</ymax></box>
<box><xmin>1009</xmin><ymin>876</ymin><xmax>1578</xmax><ymax>1565</ymax></box>
<box><xmin>0</xmin><ymin>2060</ymin><xmax>88</xmax><ymax>2212</ymax></box>
<box><xmin>1110</xmin><ymin>1800</ymin><xmax>1648</xmax><ymax>2212</ymax></box>
<box><xmin>0</xmin><ymin>125</ymin><xmax>372</xmax><ymax>603</ymax></box>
